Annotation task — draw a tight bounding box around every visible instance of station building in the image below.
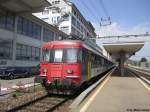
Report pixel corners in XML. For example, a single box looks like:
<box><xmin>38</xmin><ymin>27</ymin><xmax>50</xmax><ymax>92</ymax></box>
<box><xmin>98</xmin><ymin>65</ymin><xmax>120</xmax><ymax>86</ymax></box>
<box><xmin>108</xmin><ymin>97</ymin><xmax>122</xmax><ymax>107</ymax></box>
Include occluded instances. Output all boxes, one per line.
<box><xmin>0</xmin><ymin>0</ymin><xmax>67</xmax><ymax>68</ymax></box>
<box><xmin>34</xmin><ymin>0</ymin><xmax>96</xmax><ymax>40</ymax></box>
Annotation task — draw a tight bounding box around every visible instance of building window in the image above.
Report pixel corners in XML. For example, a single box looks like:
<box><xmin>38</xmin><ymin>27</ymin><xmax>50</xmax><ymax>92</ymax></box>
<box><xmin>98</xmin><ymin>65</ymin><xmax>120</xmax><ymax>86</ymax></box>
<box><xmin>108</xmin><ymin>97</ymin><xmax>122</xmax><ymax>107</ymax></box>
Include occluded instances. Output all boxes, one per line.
<box><xmin>22</xmin><ymin>18</ymin><xmax>28</xmax><ymax>35</ymax></box>
<box><xmin>60</xmin><ymin>26</ymin><xmax>69</xmax><ymax>34</ymax></box>
<box><xmin>52</xmin><ymin>9</ymin><xmax>58</xmax><ymax>14</ymax></box>
<box><xmin>42</xmin><ymin>17</ymin><xmax>49</xmax><ymax>21</ymax></box>
<box><xmin>63</xmin><ymin>14</ymin><xmax>69</xmax><ymax>21</ymax></box>
<box><xmin>0</xmin><ymin>15</ymin><xmax>6</xmax><ymax>28</ymax></box>
<box><xmin>0</xmin><ymin>13</ymin><xmax>15</xmax><ymax>31</ymax></box>
<box><xmin>43</xmin><ymin>28</ymin><xmax>55</xmax><ymax>42</ymax></box>
<box><xmin>33</xmin><ymin>24</ymin><xmax>41</xmax><ymax>40</ymax></box>
<box><xmin>52</xmin><ymin>0</ymin><xmax>60</xmax><ymax>5</ymax></box>
<box><xmin>52</xmin><ymin>16</ymin><xmax>59</xmax><ymax>24</ymax></box>
<box><xmin>57</xmin><ymin>16</ymin><xmax>60</xmax><ymax>22</ymax></box>
<box><xmin>17</xmin><ymin>16</ymin><xmax>41</xmax><ymax>40</ymax></box>
<box><xmin>72</xmin><ymin>16</ymin><xmax>76</xmax><ymax>26</ymax></box>
<box><xmin>73</xmin><ymin>10</ymin><xmax>77</xmax><ymax>16</ymax></box>
<box><xmin>81</xmin><ymin>25</ymin><xmax>83</xmax><ymax>33</ymax></box>
<box><xmin>27</xmin><ymin>46</ymin><xmax>32</xmax><ymax>59</ymax></box>
<box><xmin>28</xmin><ymin>21</ymin><xmax>33</xmax><ymax>37</ymax></box>
<box><xmin>71</xmin><ymin>26</ymin><xmax>76</xmax><ymax>34</ymax></box>
<box><xmin>77</xmin><ymin>21</ymin><xmax>80</xmax><ymax>30</ymax></box>
<box><xmin>0</xmin><ymin>39</ymin><xmax>13</xmax><ymax>60</ymax></box>
<box><xmin>61</xmin><ymin>7</ymin><xmax>67</xmax><ymax>13</ymax></box>
<box><xmin>42</xmin><ymin>9</ymin><xmax>49</xmax><ymax>15</ymax></box>
<box><xmin>16</xmin><ymin>44</ymin><xmax>40</xmax><ymax>61</ymax></box>
<box><xmin>6</xmin><ymin>14</ymin><xmax>14</xmax><ymax>30</ymax></box>
<box><xmin>35</xmin><ymin>48</ymin><xmax>40</xmax><ymax>60</ymax></box>
<box><xmin>17</xmin><ymin>17</ymin><xmax>23</xmax><ymax>34</ymax></box>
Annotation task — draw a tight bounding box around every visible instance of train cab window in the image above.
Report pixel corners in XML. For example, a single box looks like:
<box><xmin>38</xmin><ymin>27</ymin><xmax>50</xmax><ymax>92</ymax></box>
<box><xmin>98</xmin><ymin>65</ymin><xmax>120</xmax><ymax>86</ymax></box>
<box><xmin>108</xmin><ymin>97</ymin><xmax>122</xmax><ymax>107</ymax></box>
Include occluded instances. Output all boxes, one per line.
<box><xmin>65</xmin><ymin>48</ymin><xmax>81</xmax><ymax>63</ymax></box>
<box><xmin>42</xmin><ymin>49</ymin><xmax>50</xmax><ymax>62</ymax></box>
<box><xmin>53</xmin><ymin>49</ymin><xmax>63</xmax><ymax>63</ymax></box>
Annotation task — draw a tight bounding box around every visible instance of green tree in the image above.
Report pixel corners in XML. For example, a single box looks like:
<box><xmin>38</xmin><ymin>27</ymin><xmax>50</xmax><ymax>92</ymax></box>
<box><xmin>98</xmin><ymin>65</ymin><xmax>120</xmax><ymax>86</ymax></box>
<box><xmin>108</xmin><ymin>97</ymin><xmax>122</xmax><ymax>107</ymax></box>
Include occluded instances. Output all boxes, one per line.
<box><xmin>140</xmin><ymin>57</ymin><xmax>147</xmax><ymax>62</ymax></box>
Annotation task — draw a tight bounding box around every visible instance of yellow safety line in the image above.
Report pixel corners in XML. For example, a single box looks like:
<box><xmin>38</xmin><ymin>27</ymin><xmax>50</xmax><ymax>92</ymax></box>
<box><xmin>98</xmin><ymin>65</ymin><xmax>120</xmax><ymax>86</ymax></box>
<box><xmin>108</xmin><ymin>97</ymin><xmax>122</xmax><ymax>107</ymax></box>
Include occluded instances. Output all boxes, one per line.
<box><xmin>133</xmin><ymin>74</ymin><xmax>150</xmax><ymax>92</ymax></box>
<box><xmin>80</xmin><ymin>69</ymin><xmax>114</xmax><ymax>112</ymax></box>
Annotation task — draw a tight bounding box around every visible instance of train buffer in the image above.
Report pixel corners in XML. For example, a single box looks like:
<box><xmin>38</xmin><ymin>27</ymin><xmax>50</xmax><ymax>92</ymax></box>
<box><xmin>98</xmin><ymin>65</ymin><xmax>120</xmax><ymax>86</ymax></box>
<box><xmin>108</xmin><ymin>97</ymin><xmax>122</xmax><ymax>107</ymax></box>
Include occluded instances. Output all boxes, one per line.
<box><xmin>71</xmin><ymin>67</ymin><xmax>150</xmax><ymax>112</ymax></box>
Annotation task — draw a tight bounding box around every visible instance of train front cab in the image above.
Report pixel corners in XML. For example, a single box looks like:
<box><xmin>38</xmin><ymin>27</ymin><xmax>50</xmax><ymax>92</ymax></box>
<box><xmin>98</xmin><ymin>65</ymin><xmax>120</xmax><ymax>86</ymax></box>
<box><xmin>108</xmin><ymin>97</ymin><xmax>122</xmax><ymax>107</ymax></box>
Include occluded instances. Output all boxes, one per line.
<box><xmin>40</xmin><ymin>45</ymin><xmax>83</xmax><ymax>92</ymax></box>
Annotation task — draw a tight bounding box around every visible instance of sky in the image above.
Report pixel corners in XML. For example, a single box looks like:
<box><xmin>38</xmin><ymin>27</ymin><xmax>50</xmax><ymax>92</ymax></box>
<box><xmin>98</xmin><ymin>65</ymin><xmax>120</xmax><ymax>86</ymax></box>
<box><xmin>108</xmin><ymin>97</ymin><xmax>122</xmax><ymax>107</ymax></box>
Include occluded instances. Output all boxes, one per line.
<box><xmin>70</xmin><ymin>0</ymin><xmax>150</xmax><ymax>61</ymax></box>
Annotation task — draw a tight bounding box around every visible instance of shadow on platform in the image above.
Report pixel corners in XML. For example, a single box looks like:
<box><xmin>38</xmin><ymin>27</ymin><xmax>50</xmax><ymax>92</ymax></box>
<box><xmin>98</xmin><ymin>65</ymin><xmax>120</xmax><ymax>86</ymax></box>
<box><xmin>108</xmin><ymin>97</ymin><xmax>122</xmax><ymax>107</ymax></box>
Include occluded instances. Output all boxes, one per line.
<box><xmin>111</xmin><ymin>67</ymin><xmax>134</xmax><ymax>77</ymax></box>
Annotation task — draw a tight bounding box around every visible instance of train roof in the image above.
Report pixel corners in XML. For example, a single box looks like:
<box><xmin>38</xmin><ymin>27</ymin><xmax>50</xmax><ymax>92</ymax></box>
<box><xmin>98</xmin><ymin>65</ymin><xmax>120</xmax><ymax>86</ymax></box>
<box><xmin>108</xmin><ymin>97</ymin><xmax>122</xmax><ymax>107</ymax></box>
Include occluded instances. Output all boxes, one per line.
<box><xmin>43</xmin><ymin>40</ymin><xmax>83</xmax><ymax>48</ymax></box>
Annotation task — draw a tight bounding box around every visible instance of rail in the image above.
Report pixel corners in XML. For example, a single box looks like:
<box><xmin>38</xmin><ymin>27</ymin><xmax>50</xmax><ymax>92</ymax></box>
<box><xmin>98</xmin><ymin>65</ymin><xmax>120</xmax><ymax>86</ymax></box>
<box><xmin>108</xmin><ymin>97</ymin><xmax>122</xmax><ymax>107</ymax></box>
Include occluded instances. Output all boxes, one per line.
<box><xmin>129</xmin><ymin>66</ymin><xmax>150</xmax><ymax>75</ymax></box>
<box><xmin>7</xmin><ymin>94</ymin><xmax>70</xmax><ymax>112</ymax></box>
<box><xmin>127</xmin><ymin>67</ymin><xmax>150</xmax><ymax>85</ymax></box>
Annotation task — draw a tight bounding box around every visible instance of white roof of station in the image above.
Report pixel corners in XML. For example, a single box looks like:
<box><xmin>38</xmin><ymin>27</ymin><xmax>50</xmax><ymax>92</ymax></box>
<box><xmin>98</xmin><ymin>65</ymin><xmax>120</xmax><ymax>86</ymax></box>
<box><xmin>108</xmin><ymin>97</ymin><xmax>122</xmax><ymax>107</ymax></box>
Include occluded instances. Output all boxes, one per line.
<box><xmin>0</xmin><ymin>0</ymin><xmax>50</xmax><ymax>13</ymax></box>
<box><xmin>103</xmin><ymin>42</ymin><xmax>144</xmax><ymax>54</ymax></box>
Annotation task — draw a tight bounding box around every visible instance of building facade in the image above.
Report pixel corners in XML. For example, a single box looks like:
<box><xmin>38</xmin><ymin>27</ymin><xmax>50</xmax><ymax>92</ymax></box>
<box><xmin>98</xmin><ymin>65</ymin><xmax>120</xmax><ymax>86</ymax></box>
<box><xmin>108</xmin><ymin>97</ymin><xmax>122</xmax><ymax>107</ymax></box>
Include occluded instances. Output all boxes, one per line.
<box><xmin>0</xmin><ymin>11</ymin><xmax>67</xmax><ymax>68</ymax></box>
<box><xmin>34</xmin><ymin>0</ymin><xmax>96</xmax><ymax>40</ymax></box>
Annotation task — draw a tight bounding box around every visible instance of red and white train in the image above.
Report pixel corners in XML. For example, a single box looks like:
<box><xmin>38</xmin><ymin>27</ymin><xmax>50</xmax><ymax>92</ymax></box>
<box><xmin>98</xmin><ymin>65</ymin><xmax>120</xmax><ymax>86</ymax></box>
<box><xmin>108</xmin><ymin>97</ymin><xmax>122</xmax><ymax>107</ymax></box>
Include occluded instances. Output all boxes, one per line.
<box><xmin>39</xmin><ymin>40</ymin><xmax>114</xmax><ymax>93</ymax></box>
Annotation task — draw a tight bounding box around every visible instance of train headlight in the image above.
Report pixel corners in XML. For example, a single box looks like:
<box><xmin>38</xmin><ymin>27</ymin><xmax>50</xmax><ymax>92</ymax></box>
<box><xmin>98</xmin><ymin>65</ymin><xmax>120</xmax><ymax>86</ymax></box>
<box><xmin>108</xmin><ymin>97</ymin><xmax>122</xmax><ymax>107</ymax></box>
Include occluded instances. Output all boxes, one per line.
<box><xmin>66</xmin><ymin>70</ymin><xmax>74</xmax><ymax>74</ymax></box>
<box><xmin>43</xmin><ymin>68</ymin><xmax>48</xmax><ymax>73</ymax></box>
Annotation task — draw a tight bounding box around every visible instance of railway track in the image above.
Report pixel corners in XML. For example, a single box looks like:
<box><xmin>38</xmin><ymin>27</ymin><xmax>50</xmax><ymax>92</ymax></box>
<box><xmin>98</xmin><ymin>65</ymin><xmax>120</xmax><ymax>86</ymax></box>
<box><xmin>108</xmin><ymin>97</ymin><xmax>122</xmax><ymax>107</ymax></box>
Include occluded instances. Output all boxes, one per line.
<box><xmin>127</xmin><ymin>67</ymin><xmax>150</xmax><ymax>86</ymax></box>
<box><xmin>2</xmin><ymin>92</ymin><xmax>73</xmax><ymax>112</ymax></box>
<box><xmin>12</xmin><ymin>95</ymin><xmax>70</xmax><ymax>112</ymax></box>
<box><xmin>0</xmin><ymin>68</ymin><xmax>114</xmax><ymax>112</ymax></box>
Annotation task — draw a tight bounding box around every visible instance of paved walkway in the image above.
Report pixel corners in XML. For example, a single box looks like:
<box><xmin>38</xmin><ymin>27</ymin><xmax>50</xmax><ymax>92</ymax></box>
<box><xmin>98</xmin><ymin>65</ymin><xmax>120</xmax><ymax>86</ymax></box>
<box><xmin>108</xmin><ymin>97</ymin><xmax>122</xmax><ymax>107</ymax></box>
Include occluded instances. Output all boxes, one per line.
<box><xmin>78</xmin><ymin>69</ymin><xmax>150</xmax><ymax>112</ymax></box>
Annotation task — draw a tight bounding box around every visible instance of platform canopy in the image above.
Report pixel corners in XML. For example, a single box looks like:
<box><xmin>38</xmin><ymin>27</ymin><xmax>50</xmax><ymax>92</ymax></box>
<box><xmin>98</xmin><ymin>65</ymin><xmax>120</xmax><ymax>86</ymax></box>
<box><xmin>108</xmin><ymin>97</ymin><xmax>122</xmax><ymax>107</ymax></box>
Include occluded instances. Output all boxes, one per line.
<box><xmin>103</xmin><ymin>42</ymin><xmax>144</xmax><ymax>54</ymax></box>
<box><xmin>0</xmin><ymin>0</ymin><xmax>51</xmax><ymax>13</ymax></box>
<box><xmin>103</xmin><ymin>41</ymin><xmax>144</xmax><ymax>62</ymax></box>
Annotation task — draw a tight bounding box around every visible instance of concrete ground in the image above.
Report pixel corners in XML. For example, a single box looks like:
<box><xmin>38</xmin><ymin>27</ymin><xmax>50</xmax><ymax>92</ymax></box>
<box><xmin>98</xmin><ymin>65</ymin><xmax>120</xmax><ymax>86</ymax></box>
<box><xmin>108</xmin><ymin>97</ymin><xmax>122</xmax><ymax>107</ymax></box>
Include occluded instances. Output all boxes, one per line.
<box><xmin>75</xmin><ymin>69</ymin><xmax>150</xmax><ymax>112</ymax></box>
<box><xmin>0</xmin><ymin>77</ymin><xmax>35</xmax><ymax>89</ymax></box>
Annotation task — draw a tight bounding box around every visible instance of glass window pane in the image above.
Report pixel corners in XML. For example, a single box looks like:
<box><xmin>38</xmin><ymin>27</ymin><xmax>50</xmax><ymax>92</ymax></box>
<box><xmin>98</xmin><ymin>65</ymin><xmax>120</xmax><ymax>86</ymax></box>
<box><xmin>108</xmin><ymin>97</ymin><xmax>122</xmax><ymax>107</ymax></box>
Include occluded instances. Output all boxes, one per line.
<box><xmin>72</xmin><ymin>16</ymin><xmax>76</xmax><ymax>26</ymax></box>
<box><xmin>17</xmin><ymin>17</ymin><xmax>23</xmax><ymax>34</ymax></box>
<box><xmin>43</xmin><ymin>49</ymin><xmax>50</xmax><ymax>62</ymax></box>
<box><xmin>28</xmin><ymin>21</ymin><xmax>33</xmax><ymax>37</ymax></box>
<box><xmin>66</xmin><ymin>49</ymin><xmax>78</xmax><ymax>63</ymax></box>
<box><xmin>0</xmin><ymin>39</ymin><xmax>13</xmax><ymax>59</ymax></box>
<box><xmin>0</xmin><ymin>15</ymin><xmax>6</xmax><ymax>28</ymax></box>
<box><xmin>53</xmin><ymin>49</ymin><xmax>63</xmax><ymax>62</ymax></box>
<box><xmin>17</xmin><ymin>17</ymin><xmax>41</xmax><ymax>40</ymax></box>
<box><xmin>6</xmin><ymin>15</ymin><xmax>14</xmax><ymax>30</ymax></box>
<box><xmin>23</xmin><ymin>19</ymin><xmax>28</xmax><ymax>35</ymax></box>
<box><xmin>43</xmin><ymin>28</ymin><xmax>54</xmax><ymax>42</ymax></box>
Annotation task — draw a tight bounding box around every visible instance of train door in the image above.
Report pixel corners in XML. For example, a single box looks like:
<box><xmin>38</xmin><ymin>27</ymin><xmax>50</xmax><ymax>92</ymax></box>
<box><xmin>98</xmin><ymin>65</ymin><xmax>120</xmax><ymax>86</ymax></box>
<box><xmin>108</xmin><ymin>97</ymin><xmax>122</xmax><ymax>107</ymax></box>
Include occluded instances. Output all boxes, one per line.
<box><xmin>82</xmin><ymin>48</ymin><xmax>88</xmax><ymax>81</ymax></box>
<box><xmin>87</xmin><ymin>51</ymin><xmax>91</xmax><ymax>80</ymax></box>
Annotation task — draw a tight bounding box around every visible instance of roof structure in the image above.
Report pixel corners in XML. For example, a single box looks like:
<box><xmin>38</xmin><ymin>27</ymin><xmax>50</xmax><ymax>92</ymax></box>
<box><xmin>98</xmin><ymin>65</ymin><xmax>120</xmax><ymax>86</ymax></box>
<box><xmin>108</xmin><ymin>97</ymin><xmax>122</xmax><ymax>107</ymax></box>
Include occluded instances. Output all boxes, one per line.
<box><xmin>103</xmin><ymin>42</ymin><xmax>144</xmax><ymax>54</ymax></box>
<box><xmin>0</xmin><ymin>0</ymin><xmax>50</xmax><ymax>13</ymax></box>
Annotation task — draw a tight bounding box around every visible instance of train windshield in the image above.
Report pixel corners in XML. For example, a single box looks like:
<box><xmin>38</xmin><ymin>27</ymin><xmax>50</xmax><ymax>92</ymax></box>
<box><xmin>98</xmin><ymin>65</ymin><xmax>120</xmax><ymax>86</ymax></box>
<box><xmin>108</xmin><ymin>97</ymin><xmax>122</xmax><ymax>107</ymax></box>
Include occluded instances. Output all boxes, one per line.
<box><xmin>53</xmin><ymin>49</ymin><xmax>63</xmax><ymax>63</ymax></box>
<box><xmin>42</xmin><ymin>49</ymin><xmax>50</xmax><ymax>62</ymax></box>
<box><xmin>42</xmin><ymin>48</ymin><xmax>81</xmax><ymax>63</ymax></box>
<box><xmin>65</xmin><ymin>48</ymin><xmax>81</xmax><ymax>63</ymax></box>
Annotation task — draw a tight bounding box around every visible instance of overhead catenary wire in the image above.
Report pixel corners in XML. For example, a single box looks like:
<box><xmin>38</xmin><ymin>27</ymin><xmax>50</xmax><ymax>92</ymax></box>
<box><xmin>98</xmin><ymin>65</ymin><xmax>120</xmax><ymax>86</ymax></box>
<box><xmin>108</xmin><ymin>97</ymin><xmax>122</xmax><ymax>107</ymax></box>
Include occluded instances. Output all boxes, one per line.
<box><xmin>97</xmin><ymin>0</ymin><xmax>112</xmax><ymax>26</ymax></box>
<box><xmin>88</xmin><ymin>0</ymin><xmax>103</xmax><ymax>20</ymax></box>
<box><xmin>76</xmin><ymin>0</ymin><xmax>100</xmax><ymax>23</ymax></box>
<box><xmin>98</xmin><ymin>0</ymin><xmax>109</xmax><ymax>18</ymax></box>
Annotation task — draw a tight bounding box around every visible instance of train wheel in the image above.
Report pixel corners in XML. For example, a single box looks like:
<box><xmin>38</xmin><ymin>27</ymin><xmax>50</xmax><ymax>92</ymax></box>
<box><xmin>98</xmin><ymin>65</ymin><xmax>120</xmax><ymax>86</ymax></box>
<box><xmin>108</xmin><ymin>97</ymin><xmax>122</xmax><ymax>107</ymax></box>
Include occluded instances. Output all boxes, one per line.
<box><xmin>8</xmin><ymin>73</ymin><xmax>14</xmax><ymax>80</ymax></box>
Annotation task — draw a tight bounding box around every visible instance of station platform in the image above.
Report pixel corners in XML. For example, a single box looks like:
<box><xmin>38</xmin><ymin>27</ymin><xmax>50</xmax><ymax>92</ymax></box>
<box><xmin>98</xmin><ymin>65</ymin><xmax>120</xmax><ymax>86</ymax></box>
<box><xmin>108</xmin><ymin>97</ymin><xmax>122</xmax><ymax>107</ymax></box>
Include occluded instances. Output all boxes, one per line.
<box><xmin>78</xmin><ymin>69</ymin><xmax>150</xmax><ymax>112</ymax></box>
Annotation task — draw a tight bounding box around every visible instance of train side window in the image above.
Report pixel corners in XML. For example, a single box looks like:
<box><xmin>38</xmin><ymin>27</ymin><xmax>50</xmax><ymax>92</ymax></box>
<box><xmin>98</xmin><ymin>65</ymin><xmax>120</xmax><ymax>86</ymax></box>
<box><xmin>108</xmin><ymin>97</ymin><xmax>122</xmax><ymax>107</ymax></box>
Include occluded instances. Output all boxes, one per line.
<box><xmin>78</xmin><ymin>49</ymin><xmax>82</xmax><ymax>63</ymax></box>
<box><xmin>82</xmin><ymin>49</ymin><xmax>87</xmax><ymax>63</ymax></box>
